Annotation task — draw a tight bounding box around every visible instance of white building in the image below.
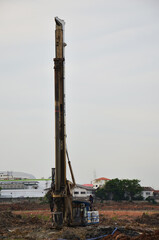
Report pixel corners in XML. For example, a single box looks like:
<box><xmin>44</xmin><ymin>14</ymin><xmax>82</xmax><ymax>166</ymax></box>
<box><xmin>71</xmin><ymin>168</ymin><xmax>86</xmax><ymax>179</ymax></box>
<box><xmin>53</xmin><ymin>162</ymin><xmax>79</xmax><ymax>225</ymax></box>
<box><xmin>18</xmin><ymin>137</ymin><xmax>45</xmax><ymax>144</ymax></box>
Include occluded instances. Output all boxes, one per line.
<box><xmin>73</xmin><ymin>184</ymin><xmax>95</xmax><ymax>198</ymax></box>
<box><xmin>0</xmin><ymin>179</ymin><xmax>51</xmax><ymax>198</ymax></box>
<box><xmin>141</xmin><ymin>187</ymin><xmax>154</xmax><ymax>200</ymax></box>
<box><xmin>92</xmin><ymin>177</ymin><xmax>110</xmax><ymax>189</ymax></box>
<box><xmin>0</xmin><ymin>181</ymin><xmax>95</xmax><ymax>199</ymax></box>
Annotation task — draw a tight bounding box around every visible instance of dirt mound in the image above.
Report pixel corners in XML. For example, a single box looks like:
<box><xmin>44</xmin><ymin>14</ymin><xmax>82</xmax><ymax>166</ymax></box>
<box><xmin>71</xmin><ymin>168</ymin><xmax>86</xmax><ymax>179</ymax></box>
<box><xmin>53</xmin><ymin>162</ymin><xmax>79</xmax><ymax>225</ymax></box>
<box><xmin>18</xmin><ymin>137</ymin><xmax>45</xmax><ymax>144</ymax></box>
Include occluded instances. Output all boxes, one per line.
<box><xmin>60</xmin><ymin>226</ymin><xmax>142</xmax><ymax>240</ymax></box>
<box><xmin>102</xmin><ymin>227</ymin><xmax>140</xmax><ymax>240</ymax></box>
<box><xmin>0</xmin><ymin>211</ymin><xmax>23</xmax><ymax>228</ymax></box>
<box><xmin>0</xmin><ymin>202</ymin><xmax>49</xmax><ymax>211</ymax></box>
<box><xmin>102</xmin><ymin>229</ymin><xmax>159</xmax><ymax>240</ymax></box>
<box><xmin>61</xmin><ymin>229</ymin><xmax>81</xmax><ymax>240</ymax></box>
<box><xmin>103</xmin><ymin>230</ymin><xmax>131</xmax><ymax>240</ymax></box>
<box><xmin>136</xmin><ymin>213</ymin><xmax>159</xmax><ymax>226</ymax></box>
<box><xmin>97</xmin><ymin>202</ymin><xmax>159</xmax><ymax>211</ymax></box>
<box><xmin>0</xmin><ymin>211</ymin><xmax>44</xmax><ymax>231</ymax></box>
<box><xmin>0</xmin><ymin>211</ymin><xmax>50</xmax><ymax>239</ymax></box>
<box><xmin>133</xmin><ymin>230</ymin><xmax>159</xmax><ymax>240</ymax></box>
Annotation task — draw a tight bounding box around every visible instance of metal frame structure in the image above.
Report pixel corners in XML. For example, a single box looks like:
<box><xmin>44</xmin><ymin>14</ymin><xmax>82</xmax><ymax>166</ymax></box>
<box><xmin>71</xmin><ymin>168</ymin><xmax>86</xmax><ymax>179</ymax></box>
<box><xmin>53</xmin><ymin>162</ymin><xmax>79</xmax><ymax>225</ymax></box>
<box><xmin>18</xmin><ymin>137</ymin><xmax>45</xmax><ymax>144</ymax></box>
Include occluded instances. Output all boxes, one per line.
<box><xmin>52</xmin><ymin>17</ymin><xmax>99</xmax><ymax>227</ymax></box>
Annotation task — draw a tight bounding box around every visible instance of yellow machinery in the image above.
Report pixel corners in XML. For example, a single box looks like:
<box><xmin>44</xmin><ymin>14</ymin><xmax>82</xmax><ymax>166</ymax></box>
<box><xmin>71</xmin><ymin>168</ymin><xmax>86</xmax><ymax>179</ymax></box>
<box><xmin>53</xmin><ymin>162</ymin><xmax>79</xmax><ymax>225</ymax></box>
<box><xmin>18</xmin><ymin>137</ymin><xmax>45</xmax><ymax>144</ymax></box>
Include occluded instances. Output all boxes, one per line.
<box><xmin>51</xmin><ymin>17</ymin><xmax>99</xmax><ymax>227</ymax></box>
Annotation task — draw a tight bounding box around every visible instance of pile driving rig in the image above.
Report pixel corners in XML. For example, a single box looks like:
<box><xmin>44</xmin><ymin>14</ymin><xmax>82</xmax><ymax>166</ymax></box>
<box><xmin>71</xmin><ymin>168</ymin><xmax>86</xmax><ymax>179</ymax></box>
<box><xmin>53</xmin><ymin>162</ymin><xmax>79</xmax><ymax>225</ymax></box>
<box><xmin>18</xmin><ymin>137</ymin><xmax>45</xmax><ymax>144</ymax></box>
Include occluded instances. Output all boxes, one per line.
<box><xmin>51</xmin><ymin>17</ymin><xmax>99</xmax><ymax>227</ymax></box>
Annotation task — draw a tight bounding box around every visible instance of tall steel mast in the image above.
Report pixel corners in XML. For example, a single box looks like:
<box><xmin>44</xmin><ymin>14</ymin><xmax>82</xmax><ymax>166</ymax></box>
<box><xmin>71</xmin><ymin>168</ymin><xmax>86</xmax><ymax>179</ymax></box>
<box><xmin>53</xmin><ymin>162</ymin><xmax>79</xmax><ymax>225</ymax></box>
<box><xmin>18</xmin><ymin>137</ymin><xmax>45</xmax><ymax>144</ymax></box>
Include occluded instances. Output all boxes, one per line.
<box><xmin>52</xmin><ymin>17</ymin><xmax>74</xmax><ymax>227</ymax></box>
<box><xmin>54</xmin><ymin>17</ymin><xmax>66</xmax><ymax>194</ymax></box>
<box><xmin>51</xmin><ymin>17</ymin><xmax>99</xmax><ymax>228</ymax></box>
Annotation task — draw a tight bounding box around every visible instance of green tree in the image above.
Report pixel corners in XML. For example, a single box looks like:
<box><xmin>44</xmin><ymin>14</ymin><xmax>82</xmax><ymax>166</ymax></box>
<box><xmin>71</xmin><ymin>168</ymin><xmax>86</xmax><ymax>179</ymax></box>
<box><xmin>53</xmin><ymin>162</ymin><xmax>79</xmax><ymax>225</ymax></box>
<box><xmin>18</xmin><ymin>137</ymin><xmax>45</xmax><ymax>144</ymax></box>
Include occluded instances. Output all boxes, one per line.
<box><xmin>95</xmin><ymin>178</ymin><xmax>142</xmax><ymax>201</ymax></box>
<box><xmin>95</xmin><ymin>186</ymin><xmax>108</xmax><ymax>200</ymax></box>
<box><xmin>105</xmin><ymin>178</ymin><xmax>125</xmax><ymax>201</ymax></box>
<box><xmin>122</xmin><ymin>179</ymin><xmax>142</xmax><ymax>200</ymax></box>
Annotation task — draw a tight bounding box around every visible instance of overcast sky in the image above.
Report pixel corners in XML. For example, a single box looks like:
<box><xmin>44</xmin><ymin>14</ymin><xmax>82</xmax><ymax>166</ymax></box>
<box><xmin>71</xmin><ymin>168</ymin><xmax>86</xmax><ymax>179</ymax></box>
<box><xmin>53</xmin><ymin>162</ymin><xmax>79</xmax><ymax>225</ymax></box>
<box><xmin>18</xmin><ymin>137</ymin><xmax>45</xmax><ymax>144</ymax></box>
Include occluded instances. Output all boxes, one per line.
<box><xmin>0</xmin><ymin>0</ymin><xmax>159</xmax><ymax>188</ymax></box>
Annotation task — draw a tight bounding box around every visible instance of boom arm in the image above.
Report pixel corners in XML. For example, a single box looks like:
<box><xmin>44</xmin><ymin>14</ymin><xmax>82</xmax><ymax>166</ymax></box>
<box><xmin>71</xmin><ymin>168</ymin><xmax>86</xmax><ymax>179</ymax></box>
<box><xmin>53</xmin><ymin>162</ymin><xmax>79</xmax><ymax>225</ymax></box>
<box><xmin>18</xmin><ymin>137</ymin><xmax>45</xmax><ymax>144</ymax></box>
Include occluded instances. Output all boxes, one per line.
<box><xmin>66</xmin><ymin>148</ymin><xmax>76</xmax><ymax>186</ymax></box>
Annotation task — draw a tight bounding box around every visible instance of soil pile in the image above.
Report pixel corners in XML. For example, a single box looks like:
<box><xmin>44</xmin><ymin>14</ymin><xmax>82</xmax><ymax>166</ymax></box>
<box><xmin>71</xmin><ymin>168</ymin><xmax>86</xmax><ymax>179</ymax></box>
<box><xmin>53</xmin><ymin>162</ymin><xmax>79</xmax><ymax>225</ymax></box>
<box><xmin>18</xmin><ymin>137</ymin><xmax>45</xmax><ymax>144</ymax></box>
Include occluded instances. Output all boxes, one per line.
<box><xmin>0</xmin><ymin>211</ymin><xmax>49</xmax><ymax>239</ymax></box>
<box><xmin>134</xmin><ymin>230</ymin><xmax>159</xmax><ymax>240</ymax></box>
<box><xmin>0</xmin><ymin>211</ymin><xmax>43</xmax><ymax>227</ymax></box>
<box><xmin>136</xmin><ymin>213</ymin><xmax>159</xmax><ymax>226</ymax></box>
<box><xmin>103</xmin><ymin>230</ymin><xmax>159</xmax><ymax>240</ymax></box>
<box><xmin>0</xmin><ymin>202</ymin><xmax>48</xmax><ymax>211</ymax></box>
<box><xmin>97</xmin><ymin>202</ymin><xmax>159</xmax><ymax>211</ymax></box>
<box><xmin>0</xmin><ymin>211</ymin><xmax>23</xmax><ymax>230</ymax></box>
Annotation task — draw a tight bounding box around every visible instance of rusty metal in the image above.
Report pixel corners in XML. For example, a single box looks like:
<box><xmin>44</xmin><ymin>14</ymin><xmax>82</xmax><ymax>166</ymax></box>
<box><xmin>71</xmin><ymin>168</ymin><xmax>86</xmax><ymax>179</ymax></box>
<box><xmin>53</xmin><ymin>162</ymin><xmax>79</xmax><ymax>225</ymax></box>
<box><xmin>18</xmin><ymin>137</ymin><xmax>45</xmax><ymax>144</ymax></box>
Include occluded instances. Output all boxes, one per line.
<box><xmin>54</xmin><ymin>17</ymin><xmax>66</xmax><ymax>193</ymax></box>
<box><xmin>53</xmin><ymin>17</ymin><xmax>74</xmax><ymax>227</ymax></box>
<box><xmin>51</xmin><ymin>17</ymin><xmax>99</xmax><ymax>227</ymax></box>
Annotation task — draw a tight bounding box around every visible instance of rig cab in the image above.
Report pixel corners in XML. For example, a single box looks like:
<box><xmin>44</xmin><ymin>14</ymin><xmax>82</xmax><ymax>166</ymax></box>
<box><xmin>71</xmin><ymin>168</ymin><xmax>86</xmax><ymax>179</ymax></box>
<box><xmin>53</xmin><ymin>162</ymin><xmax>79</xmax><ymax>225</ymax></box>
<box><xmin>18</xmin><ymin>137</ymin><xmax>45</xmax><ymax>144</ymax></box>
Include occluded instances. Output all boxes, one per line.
<box><xmin>72</xmin><ymin>200</ymin><xmax>99</xmax><ymax>226</ymax></box>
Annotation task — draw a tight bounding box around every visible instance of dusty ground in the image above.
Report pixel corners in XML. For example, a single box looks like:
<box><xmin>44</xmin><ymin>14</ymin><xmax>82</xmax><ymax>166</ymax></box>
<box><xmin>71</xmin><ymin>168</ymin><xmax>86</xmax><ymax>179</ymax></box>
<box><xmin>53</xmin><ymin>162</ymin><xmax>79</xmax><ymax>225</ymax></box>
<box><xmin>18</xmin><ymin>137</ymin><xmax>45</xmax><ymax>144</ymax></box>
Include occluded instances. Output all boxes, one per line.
<box><xmin>0</xmin><ymin>201</ymin><xmax>159</xmax><ymax>239</ymax></box>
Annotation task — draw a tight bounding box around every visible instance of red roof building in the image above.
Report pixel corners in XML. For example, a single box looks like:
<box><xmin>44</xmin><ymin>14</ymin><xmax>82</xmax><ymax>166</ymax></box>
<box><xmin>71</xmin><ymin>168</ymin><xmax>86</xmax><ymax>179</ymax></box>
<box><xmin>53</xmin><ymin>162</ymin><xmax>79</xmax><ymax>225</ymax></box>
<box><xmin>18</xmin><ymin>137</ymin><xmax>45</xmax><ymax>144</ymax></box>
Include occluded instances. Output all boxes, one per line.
<box><xmin>95</xmin><ymin>177</ymin><xmax>111</xmax><ymax>181</ymax></box>
<box><xmin>83</xmin><ymin>184</ymin><xmax>94</xmax><ymax>188</ymax></box>
<box><xmin>92</xmin><ymin>177</ymin><xmax>111</xmax><ymax>189</ymax></box>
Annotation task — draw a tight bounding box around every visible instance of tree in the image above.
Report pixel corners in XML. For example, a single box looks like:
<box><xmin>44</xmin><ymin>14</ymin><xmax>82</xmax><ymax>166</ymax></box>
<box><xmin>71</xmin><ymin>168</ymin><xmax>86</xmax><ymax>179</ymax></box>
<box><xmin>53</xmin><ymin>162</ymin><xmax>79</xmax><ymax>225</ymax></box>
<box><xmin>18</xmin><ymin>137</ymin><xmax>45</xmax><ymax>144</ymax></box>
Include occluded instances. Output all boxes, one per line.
<box><xmin>122</xmin><ymin>179</ymin><xmax>142</xmax><ymax>201</ymax></box>
<box><xmin>104</xmin><ymin>178</ymin><xmax>125</xmax><ymax>201</ymax></box>
<box><xmin>95</xmin><ymin>186</ymin><xmax>108</xmax><ymax>200</ymax></box>
<box><xmin>95</xmin><ymin>178</ymin><xmax>142</xmax><ymax>201</ymax></box>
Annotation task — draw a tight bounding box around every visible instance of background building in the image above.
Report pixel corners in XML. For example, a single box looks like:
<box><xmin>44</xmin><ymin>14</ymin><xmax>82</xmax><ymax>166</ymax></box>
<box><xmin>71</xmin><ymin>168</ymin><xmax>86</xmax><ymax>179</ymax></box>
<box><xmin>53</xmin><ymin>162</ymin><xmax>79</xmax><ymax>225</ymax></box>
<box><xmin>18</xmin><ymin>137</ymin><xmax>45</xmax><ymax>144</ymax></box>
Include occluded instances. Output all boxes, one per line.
<box><xmin>92</xmin><ymin>177</ymin><xmax>111</xmax><ymax>189</ymax></box>
<box><xmin>0</xmin><ymin>171</ymin><xmax>35</xmax><ymax>180</ymax></box>
<box><xmin>141</xmin><ymin>187</ymin><xmax>154</xmax><ymax>200</ymax></box>
<box><xmin>73</xmin><ymin>184</ymin><xmax>95</xmax><ymax>199</ymax></box>
<box><xmin>0</xmin><ymin>171</ymin><xmax>51</xmax><ymax>199</ymax></box>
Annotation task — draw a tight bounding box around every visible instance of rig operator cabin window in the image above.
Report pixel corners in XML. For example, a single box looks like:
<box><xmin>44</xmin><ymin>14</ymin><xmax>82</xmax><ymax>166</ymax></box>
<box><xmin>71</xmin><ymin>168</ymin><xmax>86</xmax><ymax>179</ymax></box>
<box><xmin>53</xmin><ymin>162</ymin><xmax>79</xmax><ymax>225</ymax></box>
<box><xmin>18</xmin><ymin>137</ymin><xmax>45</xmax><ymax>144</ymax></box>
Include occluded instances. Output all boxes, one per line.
<box><xmin>81</xmin><ymin>192</ymin><xmax>86</xmax><ymax>194</ymax></box>
<box><xmin>74</xmin><ymin>192</ymin><xmax>79</xmax><ymax>195</ymax></box>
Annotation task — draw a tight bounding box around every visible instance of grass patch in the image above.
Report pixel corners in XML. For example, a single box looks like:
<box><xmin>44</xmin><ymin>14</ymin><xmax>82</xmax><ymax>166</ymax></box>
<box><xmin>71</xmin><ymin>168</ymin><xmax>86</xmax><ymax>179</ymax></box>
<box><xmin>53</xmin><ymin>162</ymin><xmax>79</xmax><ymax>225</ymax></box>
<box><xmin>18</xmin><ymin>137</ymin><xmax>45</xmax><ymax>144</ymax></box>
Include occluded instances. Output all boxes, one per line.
<box><xmin>36</xmin><ymin>214</ymin><xmax>50</xmax><ymax>221</ymax></box>
<box><xmin>112</xmin><ymin>215</ymin><xmax>118</xmax><ymax>221</ymax></box>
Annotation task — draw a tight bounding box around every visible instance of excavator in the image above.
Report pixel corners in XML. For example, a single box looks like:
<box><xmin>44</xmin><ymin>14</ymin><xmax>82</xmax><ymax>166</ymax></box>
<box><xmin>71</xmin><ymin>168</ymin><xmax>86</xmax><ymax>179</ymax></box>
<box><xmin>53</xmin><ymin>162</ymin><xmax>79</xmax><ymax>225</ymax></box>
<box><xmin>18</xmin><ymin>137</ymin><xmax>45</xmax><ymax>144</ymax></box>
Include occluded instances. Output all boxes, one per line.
<box><xmin>51</xmin><ymin>17</ymin><xmax>99</xmax><ymax>227</ymax></box>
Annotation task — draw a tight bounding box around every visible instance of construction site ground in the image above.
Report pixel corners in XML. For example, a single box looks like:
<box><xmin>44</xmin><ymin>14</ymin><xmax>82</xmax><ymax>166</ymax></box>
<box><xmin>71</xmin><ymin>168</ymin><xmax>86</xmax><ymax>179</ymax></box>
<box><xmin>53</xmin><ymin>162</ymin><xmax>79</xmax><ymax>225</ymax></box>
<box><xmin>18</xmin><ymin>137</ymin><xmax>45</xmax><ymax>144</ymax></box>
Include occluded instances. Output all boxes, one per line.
<box><xmin>1</xmin><ymin>201</ymin><xmax>159</xmax><ymax>239</ymax></box>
